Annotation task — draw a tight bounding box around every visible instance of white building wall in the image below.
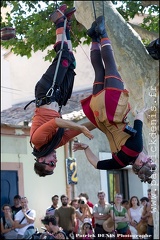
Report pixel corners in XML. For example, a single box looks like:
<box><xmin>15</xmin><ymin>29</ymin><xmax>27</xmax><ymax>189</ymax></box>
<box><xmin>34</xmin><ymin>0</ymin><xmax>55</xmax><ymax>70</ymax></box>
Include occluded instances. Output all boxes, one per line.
<box><xmin>1</xmin><ymin>43</ymin><xmax>94</xmax><ymax>111</ymax></box>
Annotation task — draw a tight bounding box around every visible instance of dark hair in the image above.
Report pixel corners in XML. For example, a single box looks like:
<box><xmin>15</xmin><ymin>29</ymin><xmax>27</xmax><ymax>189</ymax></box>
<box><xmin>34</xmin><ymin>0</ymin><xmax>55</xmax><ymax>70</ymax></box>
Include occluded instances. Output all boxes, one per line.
<box><xmin>97</xmin><ymin>190</ymin><xmax>105</xmax><ymax>196</ymax></box>
<box><xmin>51</xmin><ymin>195</ymin><xmax>59</xmax><ymax>201</ymax></box>
<box><xmin>121</xmin><ymin>199</ymin><xmax>129</xmax><ymax>205</ymax></box>
<box><xmin>129</xmin><ymin>196</ymin><xmax>140</xmax><ymax>208</ymax></box>
<box><xmin>140</xmin><ymin>197</ymin><xmax>149</xmax><ymax>202</ymax></box>
<box><xmin>2</xmin><ymin>204</ymin><xmax>11</xmax><ymax>211</ymax></box>
<box><xmin>60</xmin><ymin>194</ymin><xmax>68</xmax><ymax>201</ymax></box>
<box><xmin>79</xmin><ymin>193</ymin><xmax>89</xmax><ymax>200</ymax></box>
<box><xmin>14</xmin><ymin>195</ymin><xmax>21</xmax><ymax>199</ymax></box>
<box><xmin>34</xmin><ymin>161</ymin><xmax>53</xmax><ymax>177</ymax></box>
<box><xmin>41</xmin><ymin>215</ymin><xmax>57</xmax><ymax>226</ymax></box>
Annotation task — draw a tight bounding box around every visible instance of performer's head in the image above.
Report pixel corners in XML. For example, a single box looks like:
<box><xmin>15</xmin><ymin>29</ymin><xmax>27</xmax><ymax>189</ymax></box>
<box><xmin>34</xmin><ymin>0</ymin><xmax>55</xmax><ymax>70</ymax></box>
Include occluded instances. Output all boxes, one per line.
<box><xmin>34</xmin><ymin>150</ymin><xmax>57</xmax><ymax>177</ymax></box>
<box><xmin>132</xmin><ymin>151</ymin><xmax>156</xmax><ymax>183</ymax></box>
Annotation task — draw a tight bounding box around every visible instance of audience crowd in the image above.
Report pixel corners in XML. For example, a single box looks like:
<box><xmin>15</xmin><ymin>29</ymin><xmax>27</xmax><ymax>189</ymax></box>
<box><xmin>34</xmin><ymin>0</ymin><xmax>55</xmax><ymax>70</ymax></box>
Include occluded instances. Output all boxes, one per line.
<box><xmin>0</xmin><ymin>189</ymin><xmax>154</xmax><ymax>240</ymax></box>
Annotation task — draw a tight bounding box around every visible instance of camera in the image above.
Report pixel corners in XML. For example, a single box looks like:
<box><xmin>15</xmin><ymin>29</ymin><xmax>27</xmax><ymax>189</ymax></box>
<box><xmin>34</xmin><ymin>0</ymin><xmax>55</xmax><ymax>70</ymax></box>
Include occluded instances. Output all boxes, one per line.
<box><xmin>80</xmin><ymin>200</ymin><xmax>85</xmax><ymax>204</ymax></box>
<box><xmin>123</xmin><ymin>125</ymin><xmax>137</xmax><ymax>137</ymax></box>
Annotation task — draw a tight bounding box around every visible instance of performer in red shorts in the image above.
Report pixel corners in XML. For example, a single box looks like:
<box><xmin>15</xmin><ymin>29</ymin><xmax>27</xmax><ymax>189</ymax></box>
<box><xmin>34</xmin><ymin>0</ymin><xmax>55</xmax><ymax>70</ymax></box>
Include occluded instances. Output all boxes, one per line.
<box><xmin>73</xmin><ymin>16</ymin><xmax>156</xmax><ymax>183</ymax></box>
<box><xmin>29</xmin><ymin>5</ymin><xmax>94</xmax><ymax>177</ymax></box>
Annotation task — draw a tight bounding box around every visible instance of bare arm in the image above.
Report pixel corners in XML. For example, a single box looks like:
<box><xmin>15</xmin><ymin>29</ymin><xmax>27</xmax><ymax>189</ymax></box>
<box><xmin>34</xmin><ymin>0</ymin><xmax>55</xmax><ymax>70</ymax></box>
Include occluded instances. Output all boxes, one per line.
<box><xmin>1</xmin><ymin>221</ymin><xmax>15</xmax><ymax>234</ymax></box>
<box><xmin>23</xmin><ymin>213</ymin><xmax>35</xmax><ymax>224</ymax></box>
<box><xmin>14</xmin><ymin>220</ymin><xmax>28</xmax><ymax>229</ymax></box>
<box><xmin>73</xmin><ymin>142</ymin><xmax>99</xmax><ymax>168</ymax></box>
<box><xmin>55</xmin><ymin>118</ymin><xmax>94</xmax><ymax>140</ymax></box>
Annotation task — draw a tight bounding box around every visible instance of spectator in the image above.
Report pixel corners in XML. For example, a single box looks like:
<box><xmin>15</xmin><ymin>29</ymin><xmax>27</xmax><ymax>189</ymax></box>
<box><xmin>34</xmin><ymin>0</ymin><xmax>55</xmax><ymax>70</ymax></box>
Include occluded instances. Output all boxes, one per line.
<box><xmin>121</xmin><ymin>199</ymin><xmax>130</xmax><ymax>211</ymax></box>
<box><xmin>14</xmin><ymin>197</ymin><xmax>36</xmax><ymax>239</ymax></box>
<box><xmin>128</xmin><ymin>196</ymin><xmax>142</xmax><ymax>239</ymax></box>
<box><xmin>69</xmin><ymin>198</ymin><xmax>79</xmax><ymax>210</ymax></box>
<box><xmin>11</xmin><ymin>195</ymin><xmax>22</xmax><ymax>218</ymax></box>
<box><xmin>141</xmin><ymin>189</ymin><xmax>154</xmax><ymax>239</ymax></box>
<box><xmin>76</xmin><ymin>197</ymin><xmax>93</xmax><ymax>235</ymax></box>
<box><xmin>135</xmin><ymin>197</ymin><xmax>149</xmax><ymax>236</ymax></box>
<box><xmin>78</xmin><ymin>193</ymin><xmax>95</xmax><ymax>228</ymax></box>
<box><xmin>1</xmin><ymin>204</ymin><xmax>17</xmax><ymax>239</ymax></box>
<box><xmin>110</xmin><ymin>194</ymin><xmax>130</xmax><ymax>236</ymax></box>
<box><xmin>78</xmin><ymin>193</ymin><xmax>94</xmax><ymax>208</ymax></box>
<box><xmin>81</xmin><ymin>218</ymin><xmax>94</xmax><ymax>240</ymax></box>
<box><xmin>93</xmin><ymin>190</ymin><xmax>111</xmax><ymax>240</ymax></box>
<box><xmin>140</xmin><ymin>197</ymin><xmax>149</xmax><ymax>211</ymax></box>
<box><xmin>54</xmin><ymin>194</ymin><xmax>76</xmax><ymax>239</ymax></box>
<box><xmin>69</xmin><ymin>198</ymin><xmax>79</xmax><ymax>236</ymax></box>
<box><xmin>46</xmin><ymin>195</ymin><xmax>59</xmax><ymax>216</ymax></box>
<box><xmin>41</xmin><ymin>215</ymin><xmax>66</xmax><ymax>239</ymax></box>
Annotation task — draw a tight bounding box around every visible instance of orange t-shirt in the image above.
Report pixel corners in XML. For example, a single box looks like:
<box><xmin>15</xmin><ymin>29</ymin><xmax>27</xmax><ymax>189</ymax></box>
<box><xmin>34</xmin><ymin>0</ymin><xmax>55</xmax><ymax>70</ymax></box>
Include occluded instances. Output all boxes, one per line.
<box><xmin>30</xmin><ymin>108</ymin><xmax>81</xmax><ymax>150</ymax></box>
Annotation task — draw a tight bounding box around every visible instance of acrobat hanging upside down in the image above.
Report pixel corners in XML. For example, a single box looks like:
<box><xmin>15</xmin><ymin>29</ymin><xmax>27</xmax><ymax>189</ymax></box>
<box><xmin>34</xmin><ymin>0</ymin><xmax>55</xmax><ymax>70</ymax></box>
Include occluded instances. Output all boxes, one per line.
<box><xmin>73</xmin><ymin>16</ymin><xmax>156</xmax><ymax>184</ymax></box>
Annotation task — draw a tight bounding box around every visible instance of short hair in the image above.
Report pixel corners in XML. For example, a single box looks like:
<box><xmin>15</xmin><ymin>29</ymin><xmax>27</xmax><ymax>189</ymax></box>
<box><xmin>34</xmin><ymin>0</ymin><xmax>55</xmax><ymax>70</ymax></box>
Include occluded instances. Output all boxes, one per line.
<box><xmin>115</xmin><ymin>193</ymin><xmax>123</xmax><ymax>198</ymax></box>
<box><xmin>34</xmin><ymin>161</ymin><xmax>53</xmax><ymax>177</ymax></box>
<box><xmin>79</xmin><ymin>193</ymin><xmax>89</xmax><ymax>200</ymax></box>
<box><xmin>140</xmin><ymin>197</ymin><xmax>149</xmax><ymax>202</ymax></box>
<box><xmin>41</xmin><ymin>215</ymin><xmax>57</xmax><ymax>226</ymax></box>
<box><xmin>121</xmin><ymin>199</ymin><xmax>129</xmax><ymax>205</ymax></box>
<box><xmin>97</xmin><ymin>190</ymin><xmax>105</xmax><ymax>196</ymax></box>
<box><xmin>60</xmin><ymin>194</ymin><xmax>68</xmax><ymax>201</ymax></box>
<box><xmin>14</xmin><ymin>195</ymin><xmax>21</xmax><ymax>199</ymax></box>
<box><xmin>51</xmin><ymin>195</ymin><xmax>59</xmax><ymax>201</ymax></box>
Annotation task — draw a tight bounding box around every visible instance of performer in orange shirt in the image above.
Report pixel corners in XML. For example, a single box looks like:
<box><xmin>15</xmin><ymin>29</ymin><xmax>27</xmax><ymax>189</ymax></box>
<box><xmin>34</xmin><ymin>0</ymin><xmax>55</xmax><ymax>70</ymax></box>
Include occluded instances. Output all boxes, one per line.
<box><xmin>29</xmin><ymin>5</ymin><xmax>94</xmax><ymax>177</ymax></box>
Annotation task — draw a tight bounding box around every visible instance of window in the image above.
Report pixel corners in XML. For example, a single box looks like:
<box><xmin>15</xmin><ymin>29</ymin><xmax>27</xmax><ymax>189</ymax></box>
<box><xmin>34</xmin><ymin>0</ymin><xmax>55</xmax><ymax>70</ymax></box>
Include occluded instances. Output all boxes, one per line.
<box><xmin>107</xmin><ymin>170</ymin><xmax>129</xmax><ymax>202</ymax></box>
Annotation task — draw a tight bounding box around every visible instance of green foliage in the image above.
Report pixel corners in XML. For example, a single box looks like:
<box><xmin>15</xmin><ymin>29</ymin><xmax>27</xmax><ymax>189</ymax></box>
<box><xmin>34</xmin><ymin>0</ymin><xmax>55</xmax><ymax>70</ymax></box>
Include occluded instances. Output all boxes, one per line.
<box><xmin>1</xmin><ymin>0</ymin><xmax>159</xmax><ymax>60</ymax></box>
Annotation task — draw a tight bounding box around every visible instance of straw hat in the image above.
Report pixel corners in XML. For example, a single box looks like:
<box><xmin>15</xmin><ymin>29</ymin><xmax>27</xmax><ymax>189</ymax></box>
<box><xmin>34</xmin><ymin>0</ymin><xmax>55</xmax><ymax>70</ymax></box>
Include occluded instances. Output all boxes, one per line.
<box><xmin>137</xmin><ymin>220</ymin><xmax>147</xmax><ymax>235</ymax></box>
<box><xmin>103</xmin><ymin>217</ymin><xmax>118</xmax><ymax>233</ymax></box>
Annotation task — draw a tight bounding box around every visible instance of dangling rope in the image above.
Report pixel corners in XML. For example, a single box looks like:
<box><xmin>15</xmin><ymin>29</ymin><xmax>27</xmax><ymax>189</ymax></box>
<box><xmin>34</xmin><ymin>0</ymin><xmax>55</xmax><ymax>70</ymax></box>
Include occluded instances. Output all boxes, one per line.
<box><xmin>92</xmin><ymin>1</ymin><xmax>105</xmax><ymax>20</ymax></box>
<box><xmin>46</xmin><ymin>17</ymin><xmax>67</xmax><ymax>99</ymax></box>
<box><xmin>112</xmin><ymin>169</ymin><xmax>117</xmax><ymax>239</ymax></box>
<box><xmin>92</xmin><ymin>1</ymin><xmax>97</xmax><ymax>20</ymax></box>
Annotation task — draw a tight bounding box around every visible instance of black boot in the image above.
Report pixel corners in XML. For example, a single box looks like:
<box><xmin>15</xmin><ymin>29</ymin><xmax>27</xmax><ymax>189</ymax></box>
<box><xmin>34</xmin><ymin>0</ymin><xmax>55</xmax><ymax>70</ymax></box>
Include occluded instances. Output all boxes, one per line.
<box><xmin>86</xmin><ymin>21</ymin><xmax>100</xmax><ymax>42</ymax></box>
<box><xmin>95</xmin><ymin>16</ymin><xmax>108</xmax><ymax>38</ymax></box>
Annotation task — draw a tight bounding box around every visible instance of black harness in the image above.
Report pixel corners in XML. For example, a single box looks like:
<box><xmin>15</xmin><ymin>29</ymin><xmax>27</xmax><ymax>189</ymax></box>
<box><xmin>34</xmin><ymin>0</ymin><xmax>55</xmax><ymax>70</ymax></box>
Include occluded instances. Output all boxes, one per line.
<box><xmin>31</xmin><ymin>128</ymin><xmax>64</xmax><ymax>158</ymax></box>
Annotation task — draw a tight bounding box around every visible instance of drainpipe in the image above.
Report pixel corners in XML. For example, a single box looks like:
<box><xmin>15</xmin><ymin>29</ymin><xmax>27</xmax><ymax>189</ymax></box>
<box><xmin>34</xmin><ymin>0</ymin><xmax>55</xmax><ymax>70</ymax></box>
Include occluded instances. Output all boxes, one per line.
<box><xmin>64</xmin><ymin>142</ymin><xmax>71</xmax><ymax>200</ymax></box>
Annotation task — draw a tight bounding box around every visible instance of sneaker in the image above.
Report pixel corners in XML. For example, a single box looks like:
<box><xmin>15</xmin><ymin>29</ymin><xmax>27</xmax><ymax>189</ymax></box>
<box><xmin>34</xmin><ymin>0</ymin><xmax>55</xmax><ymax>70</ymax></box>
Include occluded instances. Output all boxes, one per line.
<box><xmin>87</xmin><ymin>21</ymin><xmax>100</xmax><ymax>42</ymax></box>
<box><xmin>95</xmin><ymin>15</ymin><xmax>107</xmax><ymax>38</ymax></box>
<box><xmin>49</xmin><ymin>4</ymin><xmax>67</xmax><ymax>24</ymax></box>
<box><xmin>65</xmin><ymin>7</ymin><xmax>76</xmax><ymax>21</ymax></box>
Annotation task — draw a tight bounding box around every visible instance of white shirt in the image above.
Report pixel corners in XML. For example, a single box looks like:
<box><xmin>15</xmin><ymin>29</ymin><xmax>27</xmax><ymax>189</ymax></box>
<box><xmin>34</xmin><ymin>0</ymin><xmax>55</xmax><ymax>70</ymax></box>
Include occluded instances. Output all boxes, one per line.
<box><xmin>15</xmin><ymin>209</ymin><xmax>36</xmax><ymax>235</ymax></box>
<box><xmin>129</xmin><ymin>206</ymin><xmax>142</xmax><ymax>223</ymax></box>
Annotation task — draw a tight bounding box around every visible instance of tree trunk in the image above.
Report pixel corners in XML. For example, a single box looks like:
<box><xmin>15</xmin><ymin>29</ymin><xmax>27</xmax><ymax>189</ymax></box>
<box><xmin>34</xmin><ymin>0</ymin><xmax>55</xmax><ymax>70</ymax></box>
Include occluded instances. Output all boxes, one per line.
<box><xmin>74</xmin><ymin>1</ymin><xmax>159</xmax><ymax>238</ymax></box>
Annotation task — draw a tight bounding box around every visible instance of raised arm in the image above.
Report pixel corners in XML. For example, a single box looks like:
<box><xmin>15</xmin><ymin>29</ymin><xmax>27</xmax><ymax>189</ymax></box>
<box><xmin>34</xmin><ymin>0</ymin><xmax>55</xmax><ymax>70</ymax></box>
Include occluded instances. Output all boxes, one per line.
<box><xmin>55</xmin><ymin>118</ymin><xmax>94</xmax><ymax>140</ymax></box>
<box><xmin>134</xmin><ymin>107</ymin><xmax>148</xmax><ymax>122</ymax></box>
<box><xmin>73</xmin><ymin>142</ymin><xmax>99</xmax><ymax>168</ymax></box>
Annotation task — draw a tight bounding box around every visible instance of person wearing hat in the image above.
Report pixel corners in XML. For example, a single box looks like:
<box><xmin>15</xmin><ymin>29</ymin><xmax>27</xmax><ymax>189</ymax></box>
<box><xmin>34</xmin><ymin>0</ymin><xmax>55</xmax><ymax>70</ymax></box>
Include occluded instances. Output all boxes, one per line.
<box><xmin>76</xmin><ymin>197</ymin><xmax>93</xmax><ymax>235</ymax></box>
<box><xmin>110</xmin><ymin>194</ymin><xmax>130</xmax><ymax>236</ymax></box>
<box><xmin>81</xmin><ymin>218</ymin><xmax>94</xmax><ymax>240</ymax></box>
